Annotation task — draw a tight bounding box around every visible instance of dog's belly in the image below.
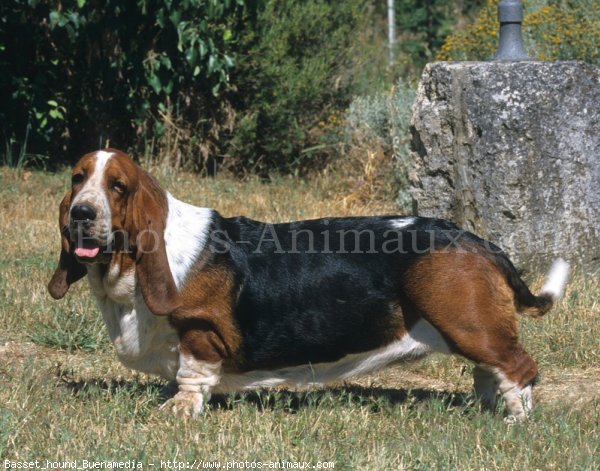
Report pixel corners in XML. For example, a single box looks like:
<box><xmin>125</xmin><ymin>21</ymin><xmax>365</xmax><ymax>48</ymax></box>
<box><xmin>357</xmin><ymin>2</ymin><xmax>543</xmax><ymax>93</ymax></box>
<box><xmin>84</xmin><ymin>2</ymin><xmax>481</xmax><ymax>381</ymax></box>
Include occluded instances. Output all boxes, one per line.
<box><xmin>216</xmin><ymin>319</ymin><xmax>450</xmax><ymax>393</ymax></box>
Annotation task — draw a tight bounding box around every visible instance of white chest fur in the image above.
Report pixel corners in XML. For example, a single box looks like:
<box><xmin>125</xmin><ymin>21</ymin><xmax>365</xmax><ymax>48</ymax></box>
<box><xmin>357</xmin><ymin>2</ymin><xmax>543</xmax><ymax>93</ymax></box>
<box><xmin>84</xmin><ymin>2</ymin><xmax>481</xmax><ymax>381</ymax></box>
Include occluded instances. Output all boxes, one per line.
<box><xmin>86</xmin><ymin>264</ymin><xmax>180</xmax><ymax>380</ymax></box>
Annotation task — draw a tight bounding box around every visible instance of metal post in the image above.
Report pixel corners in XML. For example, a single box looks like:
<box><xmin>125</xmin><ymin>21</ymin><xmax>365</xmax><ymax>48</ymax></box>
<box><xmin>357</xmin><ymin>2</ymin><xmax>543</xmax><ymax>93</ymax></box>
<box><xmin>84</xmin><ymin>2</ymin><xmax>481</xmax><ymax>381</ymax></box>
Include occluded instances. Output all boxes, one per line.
<box><xmin>388</xmin><ymin>0</ymin><xmax>395</xmax><ymax>68</ymax></box>
<box><xmin>494</xmin><ymin>0</ymin><xmax>530</xmax><ymax>60</ymax></box>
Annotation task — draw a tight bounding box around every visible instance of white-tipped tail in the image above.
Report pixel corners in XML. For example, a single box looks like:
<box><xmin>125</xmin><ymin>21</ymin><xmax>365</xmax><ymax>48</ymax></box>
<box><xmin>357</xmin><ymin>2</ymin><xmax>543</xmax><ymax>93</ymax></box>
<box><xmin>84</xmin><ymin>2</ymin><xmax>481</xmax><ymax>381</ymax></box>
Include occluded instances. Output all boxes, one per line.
<box><xmin>541</xmin><ymin>258</ymin><xmax>570</xmax><ymax>301</ymax></box>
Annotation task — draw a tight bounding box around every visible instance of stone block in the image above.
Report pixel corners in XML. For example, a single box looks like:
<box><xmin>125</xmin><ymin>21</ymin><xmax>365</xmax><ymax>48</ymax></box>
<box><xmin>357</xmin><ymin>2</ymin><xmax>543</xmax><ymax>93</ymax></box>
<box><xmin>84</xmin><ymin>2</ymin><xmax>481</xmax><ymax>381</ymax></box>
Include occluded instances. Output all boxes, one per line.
<box><xmin>410</xmin><ymin>61</ymin><xmax>600</xmax><ymax>266</ymax></box>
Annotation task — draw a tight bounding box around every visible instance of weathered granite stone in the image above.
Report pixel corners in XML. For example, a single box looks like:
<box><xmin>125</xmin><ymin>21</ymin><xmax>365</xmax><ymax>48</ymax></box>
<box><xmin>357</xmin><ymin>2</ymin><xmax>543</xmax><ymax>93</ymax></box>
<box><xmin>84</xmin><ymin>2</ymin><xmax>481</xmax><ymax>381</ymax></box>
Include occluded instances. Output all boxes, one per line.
<box><xmin>410</xmin><ymin>61</ymin><xmax>600</xmax><ymax>266</ymax></box>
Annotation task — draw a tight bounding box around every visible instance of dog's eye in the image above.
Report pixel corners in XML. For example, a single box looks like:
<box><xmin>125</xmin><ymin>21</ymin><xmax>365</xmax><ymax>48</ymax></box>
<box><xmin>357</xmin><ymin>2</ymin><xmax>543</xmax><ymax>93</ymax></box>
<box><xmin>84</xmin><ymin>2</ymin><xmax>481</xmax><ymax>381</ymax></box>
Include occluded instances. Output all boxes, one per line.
<box><xmin>72</xmin><ymin>173</ymin><xmax>84</xmax><ymax>185</ymax></box>
<box><xmin>112</xmin><ymin>181</ymin><xmax>127</xmax><ymax>194</ymax></box>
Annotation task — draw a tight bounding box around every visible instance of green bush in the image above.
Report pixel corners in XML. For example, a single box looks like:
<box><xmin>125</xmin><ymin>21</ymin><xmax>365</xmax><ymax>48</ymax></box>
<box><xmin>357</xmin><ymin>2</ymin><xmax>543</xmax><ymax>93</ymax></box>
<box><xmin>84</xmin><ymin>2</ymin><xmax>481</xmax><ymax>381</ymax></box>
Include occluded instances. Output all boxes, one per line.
<box><xmin>226</xmin><ymin>0</ymin><xmax>372</xmax><ymax>174</ymax></box>
<box><xmin>0</xmin><ymin>0</ymin><xmax>246</xmax><ymax>168</ymax></box>
<box><xmin>1</xmin><ymin>0</ymin><xmax>385</xmax><ymax>174</ymax></box>
<box><xmin>0</xmin><ymin>0</ymin><xmax>486</xmax><ymax>175</ymax></box>
<box><xmin>391</xmin><ymin>0</ymin><xmax>485</xmax><ymax>77</ymax></box>
<box><xmin>344</xmin><ymin>81</ymin><xmax>416</xmax><ymax>211</ymax></box>
<box><xmin>438</xmin><ymin>0</ymin><xmax>600</xmax><ymax>64</ymax></box>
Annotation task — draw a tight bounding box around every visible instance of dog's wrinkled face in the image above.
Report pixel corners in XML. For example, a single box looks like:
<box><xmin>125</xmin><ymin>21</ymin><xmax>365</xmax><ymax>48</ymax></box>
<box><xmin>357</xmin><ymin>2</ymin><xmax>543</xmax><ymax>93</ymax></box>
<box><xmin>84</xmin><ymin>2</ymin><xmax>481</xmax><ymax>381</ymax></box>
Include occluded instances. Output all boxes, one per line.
<box><xmin>68</xmin><ymin>149</ymin><xmax>139</xmax><ymax>264</ymax></box>
<box><xmin>50</xmin><ymin>148</ymin><xmax>180</xmax><ymax>315</ymax></box>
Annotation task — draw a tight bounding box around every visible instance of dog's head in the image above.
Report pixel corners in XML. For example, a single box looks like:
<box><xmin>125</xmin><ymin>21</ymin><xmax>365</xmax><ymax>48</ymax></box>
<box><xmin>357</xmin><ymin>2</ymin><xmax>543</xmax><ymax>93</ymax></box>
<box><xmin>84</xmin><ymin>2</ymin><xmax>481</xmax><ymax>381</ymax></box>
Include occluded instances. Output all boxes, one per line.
<box><xmin>48</xmin><ymin>149</ymin><xmax>180</xmax><ymax>316</ymax></box>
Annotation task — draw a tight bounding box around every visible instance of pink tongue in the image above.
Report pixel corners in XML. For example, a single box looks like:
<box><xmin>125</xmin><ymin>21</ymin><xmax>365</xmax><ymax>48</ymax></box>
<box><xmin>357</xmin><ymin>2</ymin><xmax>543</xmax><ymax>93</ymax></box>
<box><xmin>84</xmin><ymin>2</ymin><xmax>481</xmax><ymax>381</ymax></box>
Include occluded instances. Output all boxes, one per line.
<box><xmin>75</xmin><ymin>246</ymin><xmax>100</xmax><ymax>258</ymax></box>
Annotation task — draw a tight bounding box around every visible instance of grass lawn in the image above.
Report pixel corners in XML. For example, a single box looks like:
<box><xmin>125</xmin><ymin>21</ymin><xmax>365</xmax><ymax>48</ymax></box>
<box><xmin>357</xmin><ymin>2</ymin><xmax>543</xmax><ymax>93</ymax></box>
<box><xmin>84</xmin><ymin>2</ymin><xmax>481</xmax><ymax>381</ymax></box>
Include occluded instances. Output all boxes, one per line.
<box><xmin>1</xmin><ymin>165</ymin><xmax>599</xmax><ymax>470</ymax></box>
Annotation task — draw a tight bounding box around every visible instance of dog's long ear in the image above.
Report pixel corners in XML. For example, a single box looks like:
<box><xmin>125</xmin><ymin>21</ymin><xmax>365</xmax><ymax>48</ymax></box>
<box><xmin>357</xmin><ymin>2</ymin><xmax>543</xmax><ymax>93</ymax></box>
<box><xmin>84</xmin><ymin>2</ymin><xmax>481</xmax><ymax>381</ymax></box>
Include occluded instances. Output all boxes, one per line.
<box><xmin>128</xmin><ymin>169</ymin><xmax>180</xmax><ymax>316</ymax></box>
<box><xmin>48</xmin><ymin>191</ymin><xmax>87</xmax><ymax>299</ymax></box>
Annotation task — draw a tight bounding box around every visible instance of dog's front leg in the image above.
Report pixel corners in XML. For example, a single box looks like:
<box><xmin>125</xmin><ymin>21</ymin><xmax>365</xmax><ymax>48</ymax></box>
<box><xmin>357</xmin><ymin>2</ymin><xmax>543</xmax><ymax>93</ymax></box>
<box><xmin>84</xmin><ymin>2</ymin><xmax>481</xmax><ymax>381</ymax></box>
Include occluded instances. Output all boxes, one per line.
<box><xmin>160</xmin><ymin>330</ymin><xmax>224</xmax><ymax>417</ymax></box>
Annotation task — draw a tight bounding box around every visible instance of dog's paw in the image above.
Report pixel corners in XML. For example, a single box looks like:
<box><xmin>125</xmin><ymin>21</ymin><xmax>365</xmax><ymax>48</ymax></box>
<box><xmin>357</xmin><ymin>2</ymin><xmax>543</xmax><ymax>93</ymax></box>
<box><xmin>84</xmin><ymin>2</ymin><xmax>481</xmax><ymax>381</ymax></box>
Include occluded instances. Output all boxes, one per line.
<box><xmin>503</xmin><ymin>413</ymin><xmax>526</xmax><ymax>425</ymax></box>
<box><xmin>160</xmin><ymin>391</ymin><xmax>205</xmax><ymax>417</ymax></box>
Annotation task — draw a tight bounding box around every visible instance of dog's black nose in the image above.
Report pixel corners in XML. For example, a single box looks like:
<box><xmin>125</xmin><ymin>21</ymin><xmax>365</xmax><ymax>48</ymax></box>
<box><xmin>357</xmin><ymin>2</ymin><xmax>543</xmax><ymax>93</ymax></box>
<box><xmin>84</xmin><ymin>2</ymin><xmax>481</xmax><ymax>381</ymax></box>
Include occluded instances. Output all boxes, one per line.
<box><xmin>71</xmin><ymin>204</ymin><xmax>97</xmax><ymax>221</ymax></box>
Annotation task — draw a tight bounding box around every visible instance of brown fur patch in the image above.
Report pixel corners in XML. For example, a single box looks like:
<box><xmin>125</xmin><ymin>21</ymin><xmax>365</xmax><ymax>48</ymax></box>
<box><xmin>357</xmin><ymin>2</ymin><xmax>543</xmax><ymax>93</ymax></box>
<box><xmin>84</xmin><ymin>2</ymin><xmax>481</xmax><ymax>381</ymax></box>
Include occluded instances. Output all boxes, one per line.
<box><xmin>71</xmin><ymin>152</ymin><xmax>99</xmax><ymax>189</ymax></box>
<box><xmin>384</xmin><ymin>303</ymin><xmax>411</xmax><ymax>344</ymax></box>
<box><xmin>404</xmin><ymin>252</ymin><xmax>516</xmax><ymax>321</ymax></box>
<box><xmin>402</xmin><ymin>251</ymin><xmax>532</xmax><ymax>379</ymax></box>
<box><xmin>104</xmin><ymin>152</ymin><xmax>139</xmax><ymax>251</ymax></box>
<box><xmin>172</xmin><ymin>264</ymin><xmax>243</xmax><ymax>370</ymax></box>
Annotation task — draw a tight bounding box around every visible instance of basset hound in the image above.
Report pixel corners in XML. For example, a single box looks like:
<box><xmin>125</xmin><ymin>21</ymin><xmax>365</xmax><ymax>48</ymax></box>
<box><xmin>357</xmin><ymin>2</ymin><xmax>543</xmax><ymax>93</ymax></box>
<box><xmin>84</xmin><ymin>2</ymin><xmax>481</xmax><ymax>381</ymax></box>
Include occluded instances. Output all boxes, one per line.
<box><xmin>48</xmin><ymin>149</ymin><xmax>569</xmax><ymax>422</ymax></box>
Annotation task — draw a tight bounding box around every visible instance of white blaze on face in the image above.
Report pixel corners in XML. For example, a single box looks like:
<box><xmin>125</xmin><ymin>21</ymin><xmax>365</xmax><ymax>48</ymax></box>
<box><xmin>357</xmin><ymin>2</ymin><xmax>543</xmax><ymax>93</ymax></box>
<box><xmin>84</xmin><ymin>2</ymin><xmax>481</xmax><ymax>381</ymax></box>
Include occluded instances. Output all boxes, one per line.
<box><xmin>70</xmin><ymin>150</ymin><xmax>114</xmax><ymax>249</ymax></box>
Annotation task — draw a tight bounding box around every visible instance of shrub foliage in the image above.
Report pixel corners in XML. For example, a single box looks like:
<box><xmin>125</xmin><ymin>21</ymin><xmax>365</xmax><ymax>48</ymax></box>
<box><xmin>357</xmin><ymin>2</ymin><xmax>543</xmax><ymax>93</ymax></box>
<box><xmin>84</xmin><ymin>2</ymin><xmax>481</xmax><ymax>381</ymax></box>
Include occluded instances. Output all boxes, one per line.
<box><xmin>0</xmin><ymin>0</ymin><xmax>374</xmax><ymax>172</ymax></box>
<box><xmin>392</xmin><ymin>0</ymin><xmax>485</xmax><ymax>76</ymax></box>
<box><xmin>0</xmin><ymin>0</ymin><xmax>248</xmax><ymax>167</ymax></box>
<box><xmin>228</xmin><ymin>1</ymin><xmax>370</xmax><ymax>174</ymax></box>
<box><xmin>1</xmin><ymin>0</ymin><xmax>489</xmax><ymax>173</ymax></box>
<box><xmin>438</xmin><ymin>0</ymin><xmax>600</xmax><ymax>64</ymax></box>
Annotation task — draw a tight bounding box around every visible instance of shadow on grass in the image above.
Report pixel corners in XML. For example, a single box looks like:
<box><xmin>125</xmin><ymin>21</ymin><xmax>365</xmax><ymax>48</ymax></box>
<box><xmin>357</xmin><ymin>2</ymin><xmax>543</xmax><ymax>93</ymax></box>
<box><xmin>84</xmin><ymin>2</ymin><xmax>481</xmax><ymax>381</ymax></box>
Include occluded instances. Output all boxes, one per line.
<box><xmin>56</xmin><ymin>376</ymin><xmax>168</xmax><ymax>401</ymax></box>
<box><xmin>210</xmin><ymin>386</ymin><xmax>474</xmax><ymax>414</ymax></box>
<box><xmin>57</xmin><ymin>374</ymin><xmax>474</xmax><ymax>414</ymax></box>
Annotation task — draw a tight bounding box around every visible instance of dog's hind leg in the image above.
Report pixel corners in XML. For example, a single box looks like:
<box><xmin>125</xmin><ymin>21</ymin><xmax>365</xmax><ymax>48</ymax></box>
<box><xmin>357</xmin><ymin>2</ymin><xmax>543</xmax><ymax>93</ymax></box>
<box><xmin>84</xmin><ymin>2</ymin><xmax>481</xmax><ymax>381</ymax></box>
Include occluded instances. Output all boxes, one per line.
<box><xmin>492</xmin><ymin>348</ymin><xmax>537</xmax><ymax>423</ymax></box>
<box><xmin>472</xmin><ymin>351</ymin><xmax>537</xmax><ymax>422</ymax></box>
<box><xmin>402</xmin><ymin>252</ymin><xmax>539</xmax><ymax>421</ymax></box>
